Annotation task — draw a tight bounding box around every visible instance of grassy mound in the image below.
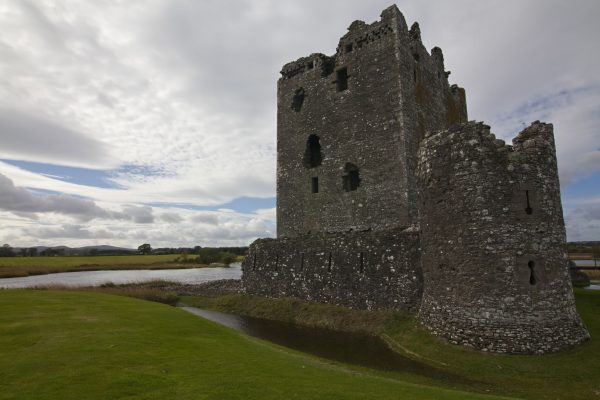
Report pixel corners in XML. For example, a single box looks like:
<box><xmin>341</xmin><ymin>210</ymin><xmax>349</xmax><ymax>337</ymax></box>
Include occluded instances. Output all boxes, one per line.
<box><xmin>0</xmin><ymin>290</ymin><xmax>506</xmax><ymax>400</ymax></box>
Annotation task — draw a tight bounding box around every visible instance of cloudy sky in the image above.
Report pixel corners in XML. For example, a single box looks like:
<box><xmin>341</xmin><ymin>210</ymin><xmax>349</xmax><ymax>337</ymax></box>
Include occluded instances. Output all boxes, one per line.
<box><xmin>0</xmin><ymin>0</ymin><xmax>599</xmax><ymax>248</ymax></box>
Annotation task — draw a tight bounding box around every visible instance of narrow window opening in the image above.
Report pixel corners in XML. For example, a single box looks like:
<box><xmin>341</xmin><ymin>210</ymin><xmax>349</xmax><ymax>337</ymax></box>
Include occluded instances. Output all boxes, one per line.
<box><xmin>528</xmin><ymin>260</ymin><xmax>537</xmax><ymax>285</ymax></box>
<box><xmin>342</xmin><ymin>163</ymin><xmax>360</xmax><ymax>191</ymax></box>
<box><xmin>307</xmin><ymin>61</ymin><xmax>314</xmax><ymax>70</ymax></box>
<box><xmin>300</xmin><ymin>253</ymin><xmax>305</xmax><ymax>271</ymax></box>
<box><xmin>414</xmin><ymin>68</ymin><xmax>417</xmax><ymax>82</ymax></box>
<box><xmin>275</xmin><ymin>254</ymin><xmax>279</xmax><ymax>271</ymax></box>
<box><xmin>345</xmin><ymin>43</ymin><xmax>353</xmax><ymax>53</ymax></box>
<box><xmin>525</xmin><ymin>190</ymin><xmax>533</xmax><ymax>215</ymax></box>
<box><xmin>328</xmin><ymin>252</ymin><xmax>332</xmax><ymax>272</ymax></box>
<box><xmin>291</xmin><ymin>87</ymin><xmax>305</xmax><ymax>112</ymax></box>
<box><xmin>303</xmin><ymin>134</ymin><xmax>322</xmax><ymax>168</ymax></box>
<box><xmin>311</xmin><ymin>177</ymin><xmax>319</xmax><ymax>193</ymax></box>
<box><xmin>359</xmin><ymin>252</ymin><xmax>364</xmax><ymax>273</ymax></box>
<box><xmin>336</xmin><ymin>67</ymin><xmax>348</xmax><ymax>92</ymax></box>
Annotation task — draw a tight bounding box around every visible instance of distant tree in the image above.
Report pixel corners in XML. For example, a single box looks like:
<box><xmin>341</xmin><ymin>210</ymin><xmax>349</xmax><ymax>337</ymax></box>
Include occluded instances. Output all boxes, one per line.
<box><xmin>138</xmin><ymin>243</ymin><xmax>152</xmax><ymax>255</ymax></box>
<box><xmin>0</xmin><ymin>244</ymin><xmax>16</xmax><ymax>257</ymax></box>
<box><xmin>27</xmin><ymin>247</ymin><xmax>38</xmax><ymax>257</ymax></box>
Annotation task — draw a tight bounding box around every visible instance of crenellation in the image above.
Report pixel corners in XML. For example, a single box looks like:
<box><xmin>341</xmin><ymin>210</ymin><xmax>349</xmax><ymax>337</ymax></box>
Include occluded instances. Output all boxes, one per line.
<box><xmin>244</xmin><ymin>5</ymin><xmax>589</xmax><ymax>354</ymax></box>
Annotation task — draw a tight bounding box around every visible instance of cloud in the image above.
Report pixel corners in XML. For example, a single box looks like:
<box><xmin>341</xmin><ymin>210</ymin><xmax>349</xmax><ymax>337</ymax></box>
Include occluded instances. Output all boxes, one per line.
<box><xmin>0</xmin><ymin>173</ymin><xmax>153</xmax><ymax>223</ymax></box>
<box><xmin>0</xmin><ymin>108</ymin><xmax>114</xmax><ymax>169</ymax></box>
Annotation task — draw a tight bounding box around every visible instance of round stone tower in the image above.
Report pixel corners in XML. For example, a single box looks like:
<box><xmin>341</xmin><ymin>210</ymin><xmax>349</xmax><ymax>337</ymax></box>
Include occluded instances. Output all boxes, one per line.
<box><xmin>417</xmin><ymin>121</ymin><xmax>589</xmax><ymax>353</ymax></box>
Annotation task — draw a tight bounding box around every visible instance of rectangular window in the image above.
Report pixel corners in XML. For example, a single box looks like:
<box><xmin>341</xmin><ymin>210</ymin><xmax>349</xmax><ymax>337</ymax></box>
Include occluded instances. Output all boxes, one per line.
<box><xmin>311</xmin><ymin>177</ymin><xmax>319</xmax><ymax>193</ymax></box>
<box><xmin>345</xmin><ymin>43</ymin><xmax>353</xmax><ymax>53</ymax></box>
<box><xmin>336</xmin><ymin>67</ymin><xmax>348</xmax><ymax>91</ymax></box>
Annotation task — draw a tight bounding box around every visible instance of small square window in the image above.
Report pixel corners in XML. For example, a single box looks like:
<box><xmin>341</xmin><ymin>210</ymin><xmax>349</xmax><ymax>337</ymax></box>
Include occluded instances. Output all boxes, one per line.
<box><xmin>307</xmin><ymin>61</ymin><xmax>314</xmax><ymax>70</ymax></box>
<box><xmin>345</xmin><ymin>43</ymin><xmax>353</xmax><ymax>53</ymax></box>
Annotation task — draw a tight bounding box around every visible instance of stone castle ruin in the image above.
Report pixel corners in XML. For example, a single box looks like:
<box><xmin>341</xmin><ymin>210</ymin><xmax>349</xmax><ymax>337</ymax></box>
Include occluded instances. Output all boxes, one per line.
<box><xmin>242</xmin><ymin>5</ymin><xmax>589</xmax><ymax>353</ymax></box>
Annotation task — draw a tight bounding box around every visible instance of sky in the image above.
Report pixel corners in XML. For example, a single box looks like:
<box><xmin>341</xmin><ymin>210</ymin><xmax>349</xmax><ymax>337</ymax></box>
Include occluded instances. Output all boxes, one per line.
<box><xmin>0</xmin><ymin>0</ymin><xmax>599</xmax><ymax>248</ymax></box>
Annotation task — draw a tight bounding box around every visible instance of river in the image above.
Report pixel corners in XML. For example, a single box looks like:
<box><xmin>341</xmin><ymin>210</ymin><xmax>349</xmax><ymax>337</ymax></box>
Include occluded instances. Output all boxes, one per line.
<box><xmin>0</xmin><ymin>262</ymin><xmax>242</xmax><ymax>289</ymax></box>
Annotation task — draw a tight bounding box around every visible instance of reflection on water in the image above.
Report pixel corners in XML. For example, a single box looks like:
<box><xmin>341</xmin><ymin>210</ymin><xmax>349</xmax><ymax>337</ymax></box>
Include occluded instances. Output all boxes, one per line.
<box><xmin>181</xmin><ymin>306</ymin><xmax>469</xmax><ymax>383</ymax></box>
<box><xmin>573</xmin><ymin>259</ymin><xmax>598</xmax><ymax>267</ymax></box>
<box><xmin>0</xmin><ymin>263</ymin><xmax>242</xmax><ymax>289</ymax></box>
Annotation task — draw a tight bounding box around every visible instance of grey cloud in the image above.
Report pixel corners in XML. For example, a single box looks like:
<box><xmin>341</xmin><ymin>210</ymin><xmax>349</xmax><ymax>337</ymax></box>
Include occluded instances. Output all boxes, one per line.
<box><xmin>122</xmin><ymin>205</ymin><xmax>154</xmax><ymax>224</ymax></box>
<box><xmin>191</xmin><ymin>213</ymin><xmax>219</xmax><ymax>225</ymax></box>
<box><xmin>0</xmin><ymin>108</ymin><xmax>112</xmax><ymax>168</ymax></box>
<box><xmin>565</xmin><ymin>204</ymin><xmax>600</xmax><ymax>241</ymax></box>
<box><xmin>25</xmin><ymin>224</ymin><xmax>116</xmax><ymax>239</ymax></box>
<box><xmin>159</xmin><ymin>212</ymin><xmax>183</xmax><ymax>223</ymax></box>
<box><xmin>0</xmin><ymin>173</ymin><xmax>153</xmax><ymax>223</ymax></box>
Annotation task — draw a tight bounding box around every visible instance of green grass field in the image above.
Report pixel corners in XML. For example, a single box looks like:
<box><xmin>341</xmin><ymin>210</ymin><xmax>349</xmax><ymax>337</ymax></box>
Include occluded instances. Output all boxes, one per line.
<box><xmin>183</xmin><ymin>290</ymin><xmax>600</xmax><ymax>400</ymax></box>
<box><xmin>0</xmin><ymin>255</ymin><xmax>187</xmax><ymax>278</ymax></box>
<box><xmin>0</xmin><ymin>290</ymin><xmax>508</xmax><ymax>400</ymax></box>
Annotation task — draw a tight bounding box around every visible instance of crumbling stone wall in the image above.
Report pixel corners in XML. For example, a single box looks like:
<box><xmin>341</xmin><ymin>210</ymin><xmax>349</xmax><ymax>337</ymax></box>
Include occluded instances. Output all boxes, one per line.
<box><xmin>242</xmin><ymin>5</ymin><xmax>590</xmax><ymax>354</ymax></box>
<box><xmin>242</xmin><ymin>227</ymin><xmax>422</xmax><ymax>311</ymax></box>
<box><xmin>417</xmin><ymin>121</ymin><xmax>589</xmax><ymax>353</ymax></box>
<box><xmin>276</xmin><ymin>5</ymin><xmax>466</xmax><ymax>238</ymax></box>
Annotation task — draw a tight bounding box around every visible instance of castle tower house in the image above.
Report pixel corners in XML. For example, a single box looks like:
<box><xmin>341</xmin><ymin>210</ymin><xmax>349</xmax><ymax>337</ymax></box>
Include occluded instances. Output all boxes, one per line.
<box><xmin>417</xmin><ymin>122</ymin><xmax>589</xmax><ymax>353</ymax></box>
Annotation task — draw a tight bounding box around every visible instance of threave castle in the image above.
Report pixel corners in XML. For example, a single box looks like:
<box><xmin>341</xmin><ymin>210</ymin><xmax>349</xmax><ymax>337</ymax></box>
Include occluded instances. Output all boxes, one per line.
<box><xmin>241</xmin><ymin>5</ymin><xmax>589</xmax><ymax>354</ymax></box>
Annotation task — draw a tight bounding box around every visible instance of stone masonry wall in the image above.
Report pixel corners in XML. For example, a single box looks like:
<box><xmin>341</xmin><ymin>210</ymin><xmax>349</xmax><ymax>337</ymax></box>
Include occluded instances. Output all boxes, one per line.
<box><xmin>242</xmin><ymin>227</ymin><xmax>422</xmax><ymax>311</ymax></box>
<box><xmin>276</xmin><ymin>5</ymin><xmax>466</xmax><ymax>238</ymax></box>
<box><xmin>417</xmin><ymin>121</ymin><xmax>590</xmax><ymax>353</ymax></box>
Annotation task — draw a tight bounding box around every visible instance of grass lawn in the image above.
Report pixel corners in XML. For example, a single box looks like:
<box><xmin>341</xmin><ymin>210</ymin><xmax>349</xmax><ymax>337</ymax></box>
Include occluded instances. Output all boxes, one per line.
<box><xmin>183</xmin><ymin>289</ymin><xmax>600</xmax><ymax>400</ymax></box>
<box><xmin>0</xmin><ymin>290</ymin><xmax>507</xmax><ymax>400</ymax></box>
<box><xmin>0</xmin><ymin>255</ymin><xmax>192</xmax><ymax>278</ymax></box>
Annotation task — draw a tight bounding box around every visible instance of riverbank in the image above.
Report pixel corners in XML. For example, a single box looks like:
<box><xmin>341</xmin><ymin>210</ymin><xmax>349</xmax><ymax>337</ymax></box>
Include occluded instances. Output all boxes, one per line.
<box><xmin>181</xmin><ymin>287</ymin><xmax>600</xmax><ymax>400</ymax></box>
<box><xmin>0</xmin><ymin>254</ymin><xmax>232</xmax><ymax>278</ymax></box>
<box><xmin>0</xmin><ymin>290</ymin><xmax>504</xmax><ymax>400</ymax></box>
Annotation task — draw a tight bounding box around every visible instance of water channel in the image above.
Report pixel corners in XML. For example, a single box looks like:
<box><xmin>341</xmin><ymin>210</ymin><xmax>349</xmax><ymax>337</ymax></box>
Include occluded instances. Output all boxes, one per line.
<box><xmin>180</xmin><ymin>306</ymin><xmax>470</xmax><ymax>382</ymax></box>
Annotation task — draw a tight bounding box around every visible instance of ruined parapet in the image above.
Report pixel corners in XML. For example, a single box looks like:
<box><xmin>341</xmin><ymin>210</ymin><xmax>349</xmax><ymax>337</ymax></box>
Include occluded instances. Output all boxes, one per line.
<box><xmin>417</xmin><ymin>121</ymin><xmax>589</xmax><ymax>353</ymax></box>
<box><xmin>242</xmin><ymin>227</ymin><xmax>422</xmax><ymax>311</ymax></box>
<box><xmin>276</xmin><ymin>5</ymin><xmax>467</xmax><ymax>238</ymax></box>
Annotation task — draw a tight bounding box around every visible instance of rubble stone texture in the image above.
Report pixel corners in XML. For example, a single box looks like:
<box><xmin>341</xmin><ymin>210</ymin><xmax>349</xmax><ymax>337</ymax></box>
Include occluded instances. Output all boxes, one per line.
<box><xmin>242</xmin><ymin>5</ymin><xmax>589</xmax><ymax>353</ymax></box>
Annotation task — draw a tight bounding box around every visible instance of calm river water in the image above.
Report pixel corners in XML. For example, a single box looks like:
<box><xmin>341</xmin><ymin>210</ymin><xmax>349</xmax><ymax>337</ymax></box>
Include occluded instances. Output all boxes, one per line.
<box><xmin>0</xmin><ymin>263</ymin><xmax>242</xmax><ymax>288</ymax></box>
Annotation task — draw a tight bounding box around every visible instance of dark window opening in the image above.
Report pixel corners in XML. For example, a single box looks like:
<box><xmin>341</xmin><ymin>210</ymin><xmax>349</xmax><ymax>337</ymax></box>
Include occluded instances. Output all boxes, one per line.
<box><xmin>291</xmin><ymin>87</ymin><xmax>305</xmax><ymax>112</ymax></box>
<box><xmin>359</xmin><ymin>252</ymin><xmax>364</xmax><ymax>273</ymax></box>
<box><xmin>345</xmin><ymin>43</ymin><xmax>353</xmax><ymax>53</ymax></box>
<box><xmin>412</xmin><ymin>52</ymin><xmax>420</xmax><ymax>62</ymax></box>
<box><xmin>336</xmin><ymin>67</ymin><xmax>348</xmax><ymax>91</ymax></box>
<box><xmin>525</xmin><ymin>190</ymin><xmax>533</xmax><ymax>215</ymax></box>
<box><xmin>321</xmin><ymin>58</ymin><xmax>335</xmax><ymax>77</ymax></box>
<box><xmin>414</xmin><ymin>68</ymin><xmax>417</xmax><ymax>82</ymax></box>
<box><xmin>528</xmin><ymin>260</ymin><xmax>537</xmax><ymax>285</ymax></box>
<box><xmin>342</xmin><ymin>163</ymin><xmax>360</xmax><ymax>191</ymax></box>
<box><xmin>275</xmin><ymin>254</ymin><xmax>279</xmax><ymax>271</ymax></box>
<box><xmin>300</xmin><ymin>253</ymin><xmax>305</xmax><ymax>271</ymax></box>
<box><xmin>328</xmin><ymin>252</ymin><xmax>332</xmax><ymax>272</ymax></box>
<box><xmin>311</xmin><ymin>177</ymin><xmax>319</xmax><ymax>193</ymax></box>
<box><xmin>307</xmin><ymin>61</ymin><xmax>314</xmax><ymax>70</ymax></box>
<box><xmin>303</xmin><ymin>134</ymin><xmax>322</xmax><ymax>168</ymax></box>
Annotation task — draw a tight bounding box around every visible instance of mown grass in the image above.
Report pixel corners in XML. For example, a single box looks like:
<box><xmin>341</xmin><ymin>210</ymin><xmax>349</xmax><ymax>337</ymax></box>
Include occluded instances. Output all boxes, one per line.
<box><xmin>183</xmin><ymin>290</ymin><xmax>600</xmax><ymax>400</ymax></box>
<box><xmin>0</xmin><ymin>290</ymin><xmax>507</xmax><ymax>400</ymax></box>
<box><xmin>0</xmin><ymin>254</ymin><xmax>198</xmax><ymax>278</ymax></box>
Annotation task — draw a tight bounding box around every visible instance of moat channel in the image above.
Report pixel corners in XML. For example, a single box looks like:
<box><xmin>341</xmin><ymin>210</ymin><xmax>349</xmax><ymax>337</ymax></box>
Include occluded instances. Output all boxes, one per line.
<box><xmin>180</xmin><ymin>306</ymin><xmax>469</xmax><ymax>382</ymax></box>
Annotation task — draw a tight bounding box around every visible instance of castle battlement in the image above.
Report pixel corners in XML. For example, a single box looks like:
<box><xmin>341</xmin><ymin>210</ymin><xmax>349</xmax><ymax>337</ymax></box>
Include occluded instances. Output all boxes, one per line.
<box><xmin>243</xmin><ymin>5</ymin><xmax>589</xmax><ymax>354</ymax></box>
